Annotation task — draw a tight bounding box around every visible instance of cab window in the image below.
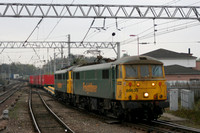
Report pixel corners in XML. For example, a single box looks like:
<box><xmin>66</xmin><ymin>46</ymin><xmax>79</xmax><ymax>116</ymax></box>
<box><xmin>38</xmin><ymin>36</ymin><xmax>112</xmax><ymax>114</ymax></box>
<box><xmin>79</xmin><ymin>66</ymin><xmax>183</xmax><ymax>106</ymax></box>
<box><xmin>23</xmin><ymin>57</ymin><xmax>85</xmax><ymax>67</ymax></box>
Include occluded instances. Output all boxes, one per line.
<box><xmin>58</xmin><ymin>74</ymin><xmax>62</xmax><ymax>80</ymax></box>
<box><xmin>125</xmin><ymin>65</ymin><xmax>138</xmax><ymax>78</ymax></box>
<box><xmin>63</xmin><ymin>74</ymin><xmax>65</xmax><ymax>79</ymax></box>
<box><xmin>119</xmin><ymin>65</ymin><xmax>122</xmax><ymax>78</ymax></box>
<box><xmin>140</xmin><ymin>65</ymin><xmax>150</xmax><ymax>78</ymax></box>
<box><xmin>66</xmin><ymin>72</ymin><xmax>69</xmax><ymax>79</ymax></box>
<box><xmin>75</xmin><ymin>72</ymin><xmax>80</xmax><ymax>79</ymax></box>
<box><xmin>102</xmin><ymin>69</ymin><xmax>109</xmax><ymax>79</ymax></box>
<box><xmin>152</xmin><ymin>65</ymin><xmax>163</xmax><ymax>77</ymax></box>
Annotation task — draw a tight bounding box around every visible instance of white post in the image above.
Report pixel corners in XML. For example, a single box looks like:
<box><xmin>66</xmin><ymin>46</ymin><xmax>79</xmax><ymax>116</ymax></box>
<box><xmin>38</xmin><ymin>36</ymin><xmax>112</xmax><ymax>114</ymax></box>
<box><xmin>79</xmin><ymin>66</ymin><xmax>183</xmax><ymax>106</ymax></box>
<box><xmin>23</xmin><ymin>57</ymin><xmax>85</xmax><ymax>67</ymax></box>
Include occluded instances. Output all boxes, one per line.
<box><xmin>117</xmin><ymin>42</ymin><xmax>120</xmax><ymax>59</ymax></box>
<box><xmin>170</xmin><ymin>89</ymin><xmax>178</xmax><ymax>111</ymax></box>
<box><xmin>137</xmin><ymin>36</ymin><xmax>139</xmax><ymax>56</ymax></box>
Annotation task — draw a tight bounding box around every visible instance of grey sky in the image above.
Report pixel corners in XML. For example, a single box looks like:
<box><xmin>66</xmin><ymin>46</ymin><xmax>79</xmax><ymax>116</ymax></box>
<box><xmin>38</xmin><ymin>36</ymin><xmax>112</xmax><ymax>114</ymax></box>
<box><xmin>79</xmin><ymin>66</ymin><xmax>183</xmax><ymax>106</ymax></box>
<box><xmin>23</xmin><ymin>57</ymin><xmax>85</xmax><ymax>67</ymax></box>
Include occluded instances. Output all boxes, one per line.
<box><xmin>0</xmin><ymin>0</ymin><xmax>200</xmax><ymax>67</ymax></box>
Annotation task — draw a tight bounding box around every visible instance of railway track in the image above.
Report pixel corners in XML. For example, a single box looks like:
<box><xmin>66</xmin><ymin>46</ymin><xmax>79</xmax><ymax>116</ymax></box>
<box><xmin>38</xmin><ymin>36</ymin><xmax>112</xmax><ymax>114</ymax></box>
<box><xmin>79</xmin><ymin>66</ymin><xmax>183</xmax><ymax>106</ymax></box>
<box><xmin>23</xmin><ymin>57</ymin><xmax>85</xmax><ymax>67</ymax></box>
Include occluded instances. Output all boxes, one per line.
<box><xmin>36</xmin><ymin>88</ymin><xmax>200</xmax><ymax>133</ymax></box>
<box><xmin>152</xmin><ymin>120</ymin><xmax>200</xmax><ymax>133</ymax></box>
<box><xmin>0</xmin><ymin>82</ymin><xmax>22</xmax><ymax>104</ymax></box>
<box><xmin>29</xmin><ymin>88</ymin><xmax>74</xmax><ymax>133</ymax></box>
<box><xmin>122</xmin><ymin>119</ymin><xmax>200</xmax><ymax>133</ymax></box>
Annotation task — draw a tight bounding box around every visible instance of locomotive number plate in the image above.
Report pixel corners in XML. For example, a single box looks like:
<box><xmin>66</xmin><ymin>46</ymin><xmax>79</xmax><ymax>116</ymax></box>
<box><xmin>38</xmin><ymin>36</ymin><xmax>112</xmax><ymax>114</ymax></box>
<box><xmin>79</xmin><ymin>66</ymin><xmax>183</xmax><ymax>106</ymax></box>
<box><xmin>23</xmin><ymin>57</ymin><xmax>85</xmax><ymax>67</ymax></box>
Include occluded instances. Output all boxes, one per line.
<box><xmin>126</xmin><ymin>88</ymin><xmax>138</xmax><ymax>92</ymax></box>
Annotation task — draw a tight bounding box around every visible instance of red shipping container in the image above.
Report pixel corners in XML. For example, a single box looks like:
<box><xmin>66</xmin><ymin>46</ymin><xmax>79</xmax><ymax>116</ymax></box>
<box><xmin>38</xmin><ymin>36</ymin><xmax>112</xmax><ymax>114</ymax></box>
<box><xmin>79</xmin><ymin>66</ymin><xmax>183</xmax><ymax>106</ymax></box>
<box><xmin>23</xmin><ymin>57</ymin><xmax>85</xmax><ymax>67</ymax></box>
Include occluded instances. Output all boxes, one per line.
<box><xmin>29</xmin><ymin>75</ymin><xmax>34</xmax><ymax>85</ymax></box>
<box><xmin>42</xmin><ymin>75</ymin><xmax>54</xmax><ymax>87</ymax></box>
<box><xmin>34</xmin><ymin>75</ymin><xmax>39</xmax><ymax>86</ymax></box>
<box><xmin>33</xmin><ymin>75</ymin><xmax>37</xmax><ymax>86</ymax></box>
<box><xmin>38</xmin><ymin>75</ymin><xmax>42</xmax><ymax>86</ymax></box>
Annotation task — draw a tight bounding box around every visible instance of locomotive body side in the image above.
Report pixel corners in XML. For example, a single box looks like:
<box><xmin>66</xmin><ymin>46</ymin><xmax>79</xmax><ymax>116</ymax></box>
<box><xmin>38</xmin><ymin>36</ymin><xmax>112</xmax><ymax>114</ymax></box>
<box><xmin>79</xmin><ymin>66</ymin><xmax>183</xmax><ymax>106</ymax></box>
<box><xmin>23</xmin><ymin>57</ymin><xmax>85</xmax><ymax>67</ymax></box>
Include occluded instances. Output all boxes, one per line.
<box><xmin>72</xmin><ymin>63</ymin><xmax>114</xmax><ymax>99</ymax></box>
<box><xmin>54</xmin><ymin>69</ymin><xmax>68</xmax><ymax>93</ymax></box>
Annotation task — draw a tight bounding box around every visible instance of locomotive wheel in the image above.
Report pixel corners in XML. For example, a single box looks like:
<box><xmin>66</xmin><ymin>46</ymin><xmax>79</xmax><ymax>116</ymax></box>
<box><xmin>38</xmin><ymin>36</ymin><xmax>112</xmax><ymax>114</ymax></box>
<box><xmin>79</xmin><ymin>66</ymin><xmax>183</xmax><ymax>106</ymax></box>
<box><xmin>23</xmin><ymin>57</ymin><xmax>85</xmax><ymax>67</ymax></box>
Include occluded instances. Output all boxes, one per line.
<box><xmin>113</xmin><ymin>103</ymin><xmax>124</xmax><ymax>120</ymax></box>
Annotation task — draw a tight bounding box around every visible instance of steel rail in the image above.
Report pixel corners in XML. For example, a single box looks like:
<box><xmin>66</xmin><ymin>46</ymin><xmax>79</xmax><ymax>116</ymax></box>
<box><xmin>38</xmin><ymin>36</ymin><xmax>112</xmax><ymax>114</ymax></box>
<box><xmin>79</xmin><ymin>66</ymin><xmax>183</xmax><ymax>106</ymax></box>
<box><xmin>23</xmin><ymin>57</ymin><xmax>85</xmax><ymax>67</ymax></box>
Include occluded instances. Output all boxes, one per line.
<box><xmin>152</xmin><ymin>120</ymin><xmax>200</xmax><ymax>133</ymax></box>
<box><xmin>28</xmin><ymin>89</ymin><xmax>41</xmax><ymax>133</ymax></box>
<box><xmin>0</xmin><ymin>90</ymin><xmax>18</xmax><ymax>104</ymax></box>
<box><xmin>0</xmin><ymin>83</ymin><xmax>19</xmax><ymax>96</ymax></box>
<box><xmin>0</xmin><ymin>90</ymin><xmax>10</xmax><ymax>97</ymax></box>
<box><xmin>0</xmin><ymin>83</ymin><xmax>21</xmax><ymax>104</ymax></box>
<box><xmin>38</xmin><ymin>91</ymin><xmax>75</xmax><ymax>133</ymax></box>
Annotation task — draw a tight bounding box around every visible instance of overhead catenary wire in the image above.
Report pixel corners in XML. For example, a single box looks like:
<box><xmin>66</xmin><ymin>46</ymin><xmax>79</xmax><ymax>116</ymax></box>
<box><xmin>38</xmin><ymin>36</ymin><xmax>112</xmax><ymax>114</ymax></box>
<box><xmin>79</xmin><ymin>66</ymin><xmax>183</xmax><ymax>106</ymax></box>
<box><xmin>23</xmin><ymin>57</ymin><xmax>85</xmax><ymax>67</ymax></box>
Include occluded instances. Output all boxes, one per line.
<box><xmin>41</xmin><ymin>0</ymin><xmax>76</xmax><ymax>61</ymax></box>
<box><xmin>120</xmin><ymin>0</ymin><xmax>200</xmax><ymax>45</ymax></box>
<box><xmin>80</xmin><ymin>18</ymin><xmax>96</xmax><ymax>44</ymax></box>
<box><xmin>122</xmin><ymin>21</ymin><xmax>200</xmax><ymax>45</ymax></box>
<box><xmin>43</xmin><ymin>0</ymin><xmax>76</xmax><ymax>42</ymax></box>
<box><xmin>23</xmin><ymin>17</ymin><xmax>44</xmax><ymax>60</ymax></box>
<box><xmin>82</xmin><ymin>0</ymin><xmax>186</xmax><ymax>42</ymax></box>
<box><xmin>23</xmin><ymin>17</ymin><xmax>43</xmax><ymax>46</ymax></box>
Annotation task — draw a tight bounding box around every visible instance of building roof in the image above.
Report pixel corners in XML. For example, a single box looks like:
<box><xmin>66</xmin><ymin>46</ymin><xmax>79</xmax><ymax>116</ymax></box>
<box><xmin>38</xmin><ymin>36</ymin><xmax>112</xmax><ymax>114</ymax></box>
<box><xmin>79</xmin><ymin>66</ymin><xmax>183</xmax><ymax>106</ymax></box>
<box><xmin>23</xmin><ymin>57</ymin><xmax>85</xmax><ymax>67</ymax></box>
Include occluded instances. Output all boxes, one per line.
<box><xmin>142</xmin><ymin>48</ymin><xmax>197</xmax><ymax>59</ymax></box>
<box><xmin>164</xmin><ymin>65</ymin><xmax>200</xmax><ymax>75</ymax></box>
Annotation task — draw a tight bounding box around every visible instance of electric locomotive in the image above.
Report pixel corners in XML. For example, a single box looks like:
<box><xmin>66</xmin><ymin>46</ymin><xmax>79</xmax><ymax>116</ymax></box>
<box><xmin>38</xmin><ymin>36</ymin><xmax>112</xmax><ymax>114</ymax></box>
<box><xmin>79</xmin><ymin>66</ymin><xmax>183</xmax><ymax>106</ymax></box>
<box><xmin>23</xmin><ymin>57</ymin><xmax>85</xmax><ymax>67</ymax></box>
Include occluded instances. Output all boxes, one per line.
<box><xmin>54</xmin><ymin>56</ymin><xmax>169</xmax><ymax>120</ymax></box>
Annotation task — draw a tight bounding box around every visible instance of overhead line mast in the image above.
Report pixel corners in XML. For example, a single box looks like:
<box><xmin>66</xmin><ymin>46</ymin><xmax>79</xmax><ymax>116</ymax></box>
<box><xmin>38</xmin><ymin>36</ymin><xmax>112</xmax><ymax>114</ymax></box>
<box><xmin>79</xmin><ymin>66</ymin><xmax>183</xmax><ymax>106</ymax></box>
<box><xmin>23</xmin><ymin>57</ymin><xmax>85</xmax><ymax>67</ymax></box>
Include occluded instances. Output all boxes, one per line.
<box><xmin>0</xmin><ymin>3</ymin><xmax>200</xmax><ymax>20</ymax></box>
<box><xmin>0</xmin><ymin>41</ymin><xmax>121</xmax><ymax>59</ymax></box>
<box><xmin>0</xmin><ymin>3</ymin><xmax>200</xmax><ymax>61</ymax></box>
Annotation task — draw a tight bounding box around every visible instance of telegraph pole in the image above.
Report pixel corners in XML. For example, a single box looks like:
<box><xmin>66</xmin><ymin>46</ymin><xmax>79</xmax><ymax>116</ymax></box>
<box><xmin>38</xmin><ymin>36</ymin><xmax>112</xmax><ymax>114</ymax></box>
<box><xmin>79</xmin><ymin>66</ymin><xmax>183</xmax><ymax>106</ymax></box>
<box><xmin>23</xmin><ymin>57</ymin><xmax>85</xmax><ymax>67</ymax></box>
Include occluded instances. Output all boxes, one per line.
<box><xmin>117</xmin><ymin>42</ymin><xmax>120</xmax><ymax>59</ymax></box>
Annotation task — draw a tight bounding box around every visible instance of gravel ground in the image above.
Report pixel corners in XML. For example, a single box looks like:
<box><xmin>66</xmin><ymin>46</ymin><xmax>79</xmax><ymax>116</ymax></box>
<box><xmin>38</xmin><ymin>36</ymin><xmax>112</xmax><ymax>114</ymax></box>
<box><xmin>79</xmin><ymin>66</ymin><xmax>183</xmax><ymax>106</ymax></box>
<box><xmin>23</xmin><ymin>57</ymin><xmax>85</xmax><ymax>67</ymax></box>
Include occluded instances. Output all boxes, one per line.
<box><xmin>0</xmin><ymin>85</ymin><xmax>144</xmax><ymax>133</ymax></box>
<box><xmin>0</xmin><ymin>84</ymin><xmax>35</xmax><ymax>133</ymax></box>
<box><xmin>1</xmin><ymin>84</ymin><xmax>198</xmax><ymax>133</ymax></box>
<box><xmin>41</xmin><ymin>93</ymin><xmax>144</xmax><ymax>133</ymax></box>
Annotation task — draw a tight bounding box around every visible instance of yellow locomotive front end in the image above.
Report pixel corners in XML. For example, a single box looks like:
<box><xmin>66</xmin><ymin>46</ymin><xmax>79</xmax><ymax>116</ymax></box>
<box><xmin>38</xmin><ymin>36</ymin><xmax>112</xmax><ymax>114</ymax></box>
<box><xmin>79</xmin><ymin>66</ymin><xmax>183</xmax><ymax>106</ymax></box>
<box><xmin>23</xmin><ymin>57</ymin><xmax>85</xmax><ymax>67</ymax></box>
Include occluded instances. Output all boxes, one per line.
<box><xmin>116</xmin><ymin>64</ymin><xmax>167</xmax><ymax>101</ymax></box>
<box><xmin>114</xmin><ymin>56</ymin><xmax>169</xmax><ymax>120</ymax></box>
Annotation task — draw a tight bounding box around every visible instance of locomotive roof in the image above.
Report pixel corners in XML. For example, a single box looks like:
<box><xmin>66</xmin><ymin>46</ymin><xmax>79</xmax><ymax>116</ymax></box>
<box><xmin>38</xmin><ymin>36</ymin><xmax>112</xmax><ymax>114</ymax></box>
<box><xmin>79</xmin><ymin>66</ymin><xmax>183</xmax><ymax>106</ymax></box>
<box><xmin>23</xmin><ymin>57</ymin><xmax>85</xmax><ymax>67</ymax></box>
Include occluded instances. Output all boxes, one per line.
<box><xmin>73</xmin><ymin>56</ymin><xmax>163</xmax><ymax>72</ymax></box>
<box><xmin>73</xmin><ymin>62</ymin><xmax>112</xmax><ymax>72</ymax></box>
<box><xmin>55</xmin><ymin>66</ymin><xmax>77</xmax><ymax>74</ymax></box>
<box><xmin>113</xmin><ymin>56</ymin><xmax>163</xmax><ymax>65</ymax></box>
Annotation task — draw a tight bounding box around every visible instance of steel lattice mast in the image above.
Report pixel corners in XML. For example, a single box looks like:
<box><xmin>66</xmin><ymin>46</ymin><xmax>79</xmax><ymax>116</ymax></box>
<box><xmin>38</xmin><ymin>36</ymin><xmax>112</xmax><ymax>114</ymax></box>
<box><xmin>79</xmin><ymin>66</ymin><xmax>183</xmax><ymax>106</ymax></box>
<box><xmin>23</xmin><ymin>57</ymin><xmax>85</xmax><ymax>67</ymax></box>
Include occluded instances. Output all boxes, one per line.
<box><xmin>0</xmin><ymin>3</ymin><xmax>199</xmax><ymax>19</ymax></box>
<box><xmin>0</xmin><ymin>41</ymin><xmax>121</xmax><ymax>58</ymax></box>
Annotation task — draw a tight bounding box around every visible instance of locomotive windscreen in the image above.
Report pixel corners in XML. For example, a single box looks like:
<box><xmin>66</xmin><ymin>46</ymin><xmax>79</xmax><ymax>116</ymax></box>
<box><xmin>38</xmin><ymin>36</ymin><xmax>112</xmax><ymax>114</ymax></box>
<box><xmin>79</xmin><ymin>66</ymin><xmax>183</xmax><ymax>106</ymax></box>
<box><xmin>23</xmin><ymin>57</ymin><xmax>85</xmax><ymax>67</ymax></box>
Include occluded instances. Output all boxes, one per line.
<box><xmin>125</xmin><ymin>65</ymin><xmax>164</xmax><ymax>78</ymax></box>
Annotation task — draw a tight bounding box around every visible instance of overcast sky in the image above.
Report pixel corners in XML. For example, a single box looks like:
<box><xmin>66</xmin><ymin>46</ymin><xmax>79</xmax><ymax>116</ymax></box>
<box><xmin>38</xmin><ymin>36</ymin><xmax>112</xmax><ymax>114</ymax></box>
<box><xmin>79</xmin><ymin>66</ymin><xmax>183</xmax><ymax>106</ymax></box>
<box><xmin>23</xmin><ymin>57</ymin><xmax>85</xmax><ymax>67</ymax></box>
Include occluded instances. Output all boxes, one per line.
<box><xmin>0</xmin><ymin>0</ymin><xmax>200</xmax><ymax>67</ymax></box>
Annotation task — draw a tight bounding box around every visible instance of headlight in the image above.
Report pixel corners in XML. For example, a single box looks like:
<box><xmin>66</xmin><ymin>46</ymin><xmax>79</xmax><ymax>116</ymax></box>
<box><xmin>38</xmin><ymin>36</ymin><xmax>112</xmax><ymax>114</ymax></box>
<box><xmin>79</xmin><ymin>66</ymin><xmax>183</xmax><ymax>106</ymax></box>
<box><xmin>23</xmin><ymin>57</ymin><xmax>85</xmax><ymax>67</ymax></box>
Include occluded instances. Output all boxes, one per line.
<box><xmin>144</xmin><ymin>92</ymin><xmax>149</xmax><ymax>98</ymax></box>
<box><xmin>152</xmin><ymin>82</ymin><xmax>155</xmax><ymax>87</ymax></box>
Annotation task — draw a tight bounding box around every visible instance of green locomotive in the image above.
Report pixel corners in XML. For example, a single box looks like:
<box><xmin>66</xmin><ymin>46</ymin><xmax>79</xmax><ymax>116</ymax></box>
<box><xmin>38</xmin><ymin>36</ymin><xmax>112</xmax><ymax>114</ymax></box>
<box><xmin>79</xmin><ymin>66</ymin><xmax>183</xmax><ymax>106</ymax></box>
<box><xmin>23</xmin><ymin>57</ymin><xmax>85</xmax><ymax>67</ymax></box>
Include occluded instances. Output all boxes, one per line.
<box><xmin>54</xmin><ymin>56</ymin><xmax>169</xmax><ymax>120</ymax></box>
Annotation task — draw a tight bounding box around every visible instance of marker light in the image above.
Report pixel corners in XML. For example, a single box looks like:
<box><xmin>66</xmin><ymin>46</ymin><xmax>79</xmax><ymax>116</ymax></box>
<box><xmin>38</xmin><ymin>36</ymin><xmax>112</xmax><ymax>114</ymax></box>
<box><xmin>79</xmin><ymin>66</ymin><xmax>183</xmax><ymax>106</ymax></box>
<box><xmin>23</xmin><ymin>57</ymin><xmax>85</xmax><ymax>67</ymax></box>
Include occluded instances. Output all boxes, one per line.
<box><xmin>129</xmin><ymin>82</ymin><xmax>132</xmax><ymax>87</ymax></box>
<box><xmin>152</xmin><ymin>82</ymin><xmax>155</xmax><ymax>87</ymax></box>
<box><xmin>136</xmin><ymin>83</ymin><xmax>140</xmax><ymax>87</ymax></box>
<box><xmin>144</xmin><ymin>92</ymin><xmax>149</xmax><ymax>98</ymax></box>
<box><xmin>136</xmin><ymin>94</ymin><xmax>138</xmax><ymax>100</ymax></box>
<box><xmin>159</xmin><ymin>82</ymin><xmax>162</xmax><ymax>86</ymax></box>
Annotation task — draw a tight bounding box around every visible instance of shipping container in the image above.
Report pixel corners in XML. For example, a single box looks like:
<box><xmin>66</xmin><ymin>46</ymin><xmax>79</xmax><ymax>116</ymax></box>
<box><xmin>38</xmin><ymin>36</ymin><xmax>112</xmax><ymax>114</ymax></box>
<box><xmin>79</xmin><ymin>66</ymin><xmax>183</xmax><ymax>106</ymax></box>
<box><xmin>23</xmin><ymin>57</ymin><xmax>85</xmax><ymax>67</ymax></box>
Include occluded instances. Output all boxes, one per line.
<box><xmin>29</xmin><ymin>75</ymin><xmax>34</xmax><ymax>85</ymax></box>
<box><xmin>42</xmin><ymin>75</ymin><xmax>54</xmax><ymax>87</ymax></box>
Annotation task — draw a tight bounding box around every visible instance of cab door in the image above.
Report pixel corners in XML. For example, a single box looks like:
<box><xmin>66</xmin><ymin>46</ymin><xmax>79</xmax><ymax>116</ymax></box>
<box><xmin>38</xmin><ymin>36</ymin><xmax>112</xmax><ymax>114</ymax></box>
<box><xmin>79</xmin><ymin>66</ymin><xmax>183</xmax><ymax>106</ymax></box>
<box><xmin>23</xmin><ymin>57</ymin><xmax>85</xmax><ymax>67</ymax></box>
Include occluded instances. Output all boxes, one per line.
<box><xmin>67</xmin><ymin>71</ymin><xmax>73</xmax><ymax>94</ymax></box>
<box><xmin>116</xmin><ymin>65</ymin><xmax>124</xmax><ymax>100</ymax></box>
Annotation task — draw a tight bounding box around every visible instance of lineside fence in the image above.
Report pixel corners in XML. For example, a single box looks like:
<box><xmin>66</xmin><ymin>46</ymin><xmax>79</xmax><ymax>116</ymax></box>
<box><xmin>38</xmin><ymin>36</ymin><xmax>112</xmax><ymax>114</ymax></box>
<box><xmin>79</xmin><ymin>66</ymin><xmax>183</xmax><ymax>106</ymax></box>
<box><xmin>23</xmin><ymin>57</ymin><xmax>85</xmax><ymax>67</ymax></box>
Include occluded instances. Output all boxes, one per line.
<box><xmin>167</xmin><ymin>81</ymin><xmax>200</xmax><ymax>99</ymax></box>
<box><xmin>167</xmin><ymin>81</ymin><xmax>200</xmax><ymax>110</ymax></box>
